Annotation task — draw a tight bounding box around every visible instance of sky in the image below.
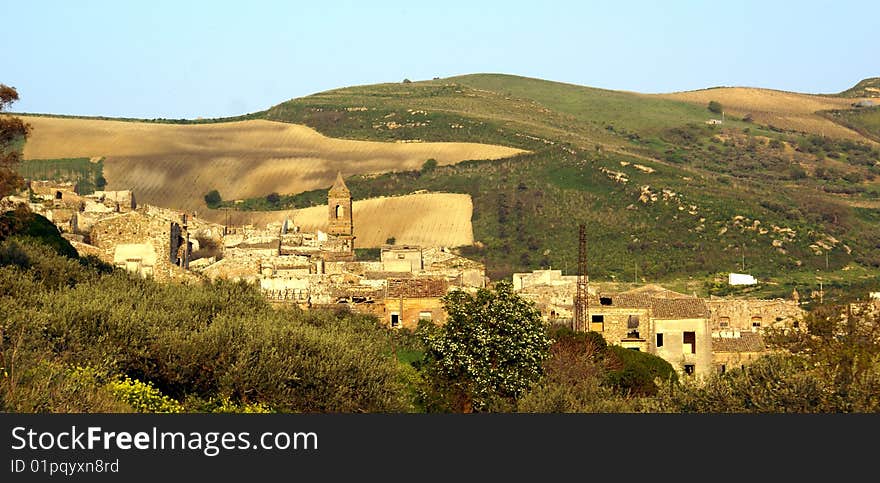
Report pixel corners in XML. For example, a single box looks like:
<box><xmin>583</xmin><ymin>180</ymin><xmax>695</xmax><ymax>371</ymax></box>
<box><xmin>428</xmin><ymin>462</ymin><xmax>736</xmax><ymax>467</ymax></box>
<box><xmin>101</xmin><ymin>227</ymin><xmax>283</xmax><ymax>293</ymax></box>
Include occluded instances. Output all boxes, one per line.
<box><xmin>3</xmin><ymin>0</ymin><xmax>878</xmax><ymax>119</ymax></box>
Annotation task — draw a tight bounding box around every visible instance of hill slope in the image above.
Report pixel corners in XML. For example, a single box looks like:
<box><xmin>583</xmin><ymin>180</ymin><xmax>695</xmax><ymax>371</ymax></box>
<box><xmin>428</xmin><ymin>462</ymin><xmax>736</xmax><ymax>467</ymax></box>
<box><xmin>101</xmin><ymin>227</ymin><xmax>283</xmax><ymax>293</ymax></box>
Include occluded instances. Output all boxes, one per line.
<box><xmin>16</xmin><ymin>74</ymin><xmax>880</xmax><ymax>292</ymax></box>
<box><xmin>19</xmin><ymin>116</ymin><xmax>523</xmax><ymax>221</ymax></box>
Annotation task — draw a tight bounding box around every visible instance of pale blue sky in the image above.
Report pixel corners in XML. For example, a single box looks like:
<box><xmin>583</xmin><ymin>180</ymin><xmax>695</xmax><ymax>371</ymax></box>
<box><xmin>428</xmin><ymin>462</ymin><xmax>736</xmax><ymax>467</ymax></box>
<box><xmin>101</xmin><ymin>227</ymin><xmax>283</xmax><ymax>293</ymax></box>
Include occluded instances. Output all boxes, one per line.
<box><xmin>3</xmin><ymin>0</ymin><xmax>878</xmax><ymax>118</ymax></box>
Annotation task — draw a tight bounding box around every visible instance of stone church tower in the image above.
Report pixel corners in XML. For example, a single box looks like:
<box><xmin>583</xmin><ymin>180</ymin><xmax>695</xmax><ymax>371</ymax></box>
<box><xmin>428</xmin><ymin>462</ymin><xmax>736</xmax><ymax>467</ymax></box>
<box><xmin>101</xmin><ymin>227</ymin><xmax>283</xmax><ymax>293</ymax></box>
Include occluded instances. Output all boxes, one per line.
<box><xmin>328</xmin><ymin>171</ymin><xmax>353</xmax><ymax>237</ymax></box>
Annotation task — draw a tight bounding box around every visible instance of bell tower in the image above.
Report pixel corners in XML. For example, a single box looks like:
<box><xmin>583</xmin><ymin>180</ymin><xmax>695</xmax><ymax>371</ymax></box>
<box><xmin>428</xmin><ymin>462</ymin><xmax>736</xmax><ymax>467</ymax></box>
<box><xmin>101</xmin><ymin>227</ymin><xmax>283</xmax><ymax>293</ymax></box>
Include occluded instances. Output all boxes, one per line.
<box><xmin>328</xmin><ymin>171</ymin><xmax>353</xmax><ymax>237</ymax></box>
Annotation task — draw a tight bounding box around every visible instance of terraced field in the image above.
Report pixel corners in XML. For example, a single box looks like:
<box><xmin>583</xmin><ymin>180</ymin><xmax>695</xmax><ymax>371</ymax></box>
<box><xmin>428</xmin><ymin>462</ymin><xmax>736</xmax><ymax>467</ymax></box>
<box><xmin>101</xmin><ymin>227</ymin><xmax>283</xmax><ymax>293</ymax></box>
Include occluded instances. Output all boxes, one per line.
<box><xmin>19</xmin><ymin>116</ymin><xmax>524</xmax><ymax>219</ymax></box>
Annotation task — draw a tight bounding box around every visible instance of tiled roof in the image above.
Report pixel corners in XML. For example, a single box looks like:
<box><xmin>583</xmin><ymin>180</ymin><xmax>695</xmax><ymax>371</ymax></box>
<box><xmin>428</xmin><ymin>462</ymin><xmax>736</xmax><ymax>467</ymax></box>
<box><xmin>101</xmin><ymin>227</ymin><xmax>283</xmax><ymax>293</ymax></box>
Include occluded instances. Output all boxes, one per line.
<box><xmin>363</xmin><ymin>271</ymin><xmax>413</xmax><ymax>280</ymax></box>
<box><xmin>621</xmin><ymin>284</ymin><xmax>692</xmax><ymax>299</ymax></box>
<box><xmin>651</xmin><ymin>298</ymin><xmax>708</xmax><ymax>319</ymax></box>
<box><xmin>712</xmin><ymin>332</ymin><xmax>765</xmax><ymax>352</ymax></box>
<box><xmin>387</xmin><ymin>277</ymin><xmax>448</xmax><ymax>298</ymax></box>
<box><xmin>591</xmin><ymin>293</ymin><xmax>653</xmax><ymax>309</ymax></box>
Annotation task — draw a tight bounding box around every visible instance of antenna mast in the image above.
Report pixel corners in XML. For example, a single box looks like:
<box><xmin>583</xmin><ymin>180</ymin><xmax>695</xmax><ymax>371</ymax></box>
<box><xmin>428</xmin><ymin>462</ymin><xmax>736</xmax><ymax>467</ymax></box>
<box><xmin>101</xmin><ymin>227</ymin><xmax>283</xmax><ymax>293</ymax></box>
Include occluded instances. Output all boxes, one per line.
<box><xmin>574</xmin><ymin>224</ymin><xmax>589</xmax><ymax>332</ymax></box>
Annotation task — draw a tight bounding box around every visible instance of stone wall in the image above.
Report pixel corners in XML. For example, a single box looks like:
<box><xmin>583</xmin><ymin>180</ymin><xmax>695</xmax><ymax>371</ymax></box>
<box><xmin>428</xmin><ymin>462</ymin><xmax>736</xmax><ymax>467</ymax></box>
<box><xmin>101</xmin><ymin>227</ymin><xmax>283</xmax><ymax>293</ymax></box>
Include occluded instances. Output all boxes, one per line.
<box><xmin>707</xmin><ymin>298</ymin><xmax>805</xmax><ymax>333</ymax></box>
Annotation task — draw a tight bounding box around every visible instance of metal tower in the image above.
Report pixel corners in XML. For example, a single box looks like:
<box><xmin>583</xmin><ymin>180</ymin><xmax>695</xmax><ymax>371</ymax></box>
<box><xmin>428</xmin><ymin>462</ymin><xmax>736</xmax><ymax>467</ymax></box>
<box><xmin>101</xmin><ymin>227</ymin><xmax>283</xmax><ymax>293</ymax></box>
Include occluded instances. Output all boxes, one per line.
<box><xmin>574</xmin><ymin>224</ymin><xmax>589</xmax><ymax>331</ymax></box>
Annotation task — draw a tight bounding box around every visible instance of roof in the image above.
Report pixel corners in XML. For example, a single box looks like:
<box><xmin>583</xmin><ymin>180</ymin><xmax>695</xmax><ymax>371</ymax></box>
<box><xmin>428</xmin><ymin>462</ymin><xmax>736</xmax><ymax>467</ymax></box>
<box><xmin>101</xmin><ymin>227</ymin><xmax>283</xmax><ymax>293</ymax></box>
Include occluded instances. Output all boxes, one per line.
<box><xmin>590</xmin><ymin>293</ymin><xmax>652</xmax><ymax>309</ymax></box>
<box><xmin>712</xmin><ymin>332</ymin><xmax>765</xmax><ymax>352</ymax></box>
<box><xmin>621</xmin><ymin>284</ymin><xmax>692</xmax><ymax>299</ymax></box>
<box><xmin>387</xmin><ymin>277</ymin><xmax>448</xmax><ymax>298</ymax></box>
<box><xmin>330</xmin><ymin>285</ymin><xmax>385</xmax><ymax>299</ymax></box>
<box><xmin>329</xmin><ymin>171</ymin><xmax>350</xmax><ymax>196</ymax></box>
<box><xmin>651</xmin><ymin>298</ymin><xmax>708</xmax><ymax>319</ymax></box>
<box><xmin>363</xmin><ymin>271</ymin><xmax>413</xmax><ymax>280</ymax></box>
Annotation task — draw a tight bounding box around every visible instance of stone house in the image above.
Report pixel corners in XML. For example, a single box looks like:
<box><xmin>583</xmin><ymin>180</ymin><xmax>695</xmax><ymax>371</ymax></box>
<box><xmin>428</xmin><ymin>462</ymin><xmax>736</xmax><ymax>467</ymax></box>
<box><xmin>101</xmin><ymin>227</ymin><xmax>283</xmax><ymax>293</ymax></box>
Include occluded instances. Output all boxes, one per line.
<box><xmin>384</xmin><ymin>277</ymin><xmax>449</xmax><ymax>329</ymax></box>
<box><xmin>706</xmin><ymin>297</ymin><xmax>805</xmax><ymax>333</ymax></box>
<box><xmin>89</xmin><ymin>209</ymin><xmax>195</xmax><ymax>282</ymax></box>
<box><xmin>381</xmin><ymin>245</ymin><xmax>423</xmax><ymax>272</ymax></box>
<box><xmin>650</xmin><ymin>298</ymin><xmax>713</xmax><ymax>378</ymax></box>
<box><xmin>586</xmin><ymin>290</ymin><xmax>713</xmax><ymax>377</ymax></box>
<box><xmin>711</xmin><ymin>331</ymin><xmax>768</xmax><ymax>374</ymax></box>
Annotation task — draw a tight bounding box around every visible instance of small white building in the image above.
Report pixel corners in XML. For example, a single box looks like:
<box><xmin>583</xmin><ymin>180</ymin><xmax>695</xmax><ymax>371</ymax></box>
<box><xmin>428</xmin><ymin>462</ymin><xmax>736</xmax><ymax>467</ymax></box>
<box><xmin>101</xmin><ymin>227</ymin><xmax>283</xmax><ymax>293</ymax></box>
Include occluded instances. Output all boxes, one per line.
<box><xmin>728</xmin><ymin>273</ymin><xmax>757</xmax><ymax>286</ymax></box>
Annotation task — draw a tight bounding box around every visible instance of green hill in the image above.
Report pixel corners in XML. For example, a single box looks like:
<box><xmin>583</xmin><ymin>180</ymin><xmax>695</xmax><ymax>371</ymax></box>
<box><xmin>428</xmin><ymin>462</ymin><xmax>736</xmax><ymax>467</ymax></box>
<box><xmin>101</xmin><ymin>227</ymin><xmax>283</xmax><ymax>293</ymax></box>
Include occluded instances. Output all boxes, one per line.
<box><xmin>17</xmin><ymin>74</ymin><xmax>880</xmax><ymax>294</ymax></box>
<box><xmin>243</xmin><ymin>75</ymin><xmax>880</xmax><ymax>293</ymax></box>
<box><xmin>836</xmin><ymin>77</ymin><xmax>880</xmax><ymax>98</ymax></box>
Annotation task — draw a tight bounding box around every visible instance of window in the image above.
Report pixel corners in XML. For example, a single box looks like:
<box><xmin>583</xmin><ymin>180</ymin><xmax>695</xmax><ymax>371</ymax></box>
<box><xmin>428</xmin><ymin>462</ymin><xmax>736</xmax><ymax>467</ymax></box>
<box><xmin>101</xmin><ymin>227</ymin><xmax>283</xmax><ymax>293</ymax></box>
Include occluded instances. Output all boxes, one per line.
<box><xmin>397</xmin><ymin>254</ymin><xmax>405</xmax><ymax>259</ymax></box>
<box><xmin>719</xmin><ymin>317</ymin><xmax>730</xmax><ymax>328</ymax></box>
<box><xmin>683</xmin><ymin>331</ymin><xmax>696</xmax><ymax>354</ymax></box>
<box><xmin>599</xmin><ymin>297</ymin><xmax>613</xmax><ymax>306</ymax></box>
<box><xmin>629</xmin><ymin>347</ymin><xmax>640</xmax><ymax>351</ymax></box>
<box><xmin>683</xmin><ymin>364</ymin><xmax>696</xmax><ymax>375</ymax></box>
<box><xmin>335</xmin><ymin>205</ymin><xmax>344</xmax><ymax>218</ymax></box>
<box><xmin>720</xmin><ymin>364</ymin><xmax>726</xmax><ymax>374</ymax></box>
<box><xmin>793</xmin><ymin>320</ymin><xmax>800</xmax><ymax>328</ymax></box>
<box><xmin>751</xmin><ymin>316</ymin><xmax>762</xmax><ymax>328</ymax></box>
<box><xmin>656</xmin><ymin>333</ymin><xmax>664</xmax><ymax>347</ymax></box>
<box><xmin>590</xmin><ymin>314</ymin><xmax>604</xmax><ymax>332</ymax></box>
<box><xmin>390</xmin><ymin>313</ymin><xmax>400</xmax><ymax>328</ymax></box>
<box><xmin>55</xmin><ymin>191</ymin><xmax>63</xmax><ymax>199</ymax></box>
<box><xmin>419</xmin><ymin>311</ymin><xmax>432</xmax><ymax>321</ymax></box>
<box><xmin>627</xmin><ymin>315</ymin><xmax>640</xmax><ymax>329</ymax></box>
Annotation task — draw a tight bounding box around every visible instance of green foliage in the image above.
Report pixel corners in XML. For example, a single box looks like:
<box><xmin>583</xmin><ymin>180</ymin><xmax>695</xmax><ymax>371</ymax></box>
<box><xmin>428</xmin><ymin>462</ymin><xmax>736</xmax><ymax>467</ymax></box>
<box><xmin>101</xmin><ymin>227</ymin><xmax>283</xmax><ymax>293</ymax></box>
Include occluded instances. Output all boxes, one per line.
<box><xmin>0</xmin><ymin>209</ymin><xmax>78</xmax><ymax>259</ymax></box>
<box><xmin>1</xmin><ymin>361</ymin><xmax>129</xmax><ymax>413</ymax></box>
<box><xmin>108</xmin><ymin>377</ymin><xmax>184</xmax><ymax>413</ymax></box>
<box><xmin>647</xmin><ymin>354</ymin><xmax>844</xmax><ymax>413</ymax></box>
<box><xmin>0</xmin><ymin>234</ymin><xmax>416</xmax><ymax>413</ymax></box>
<box><xmin>708</xmin><ymin>100</ymin><xmax>723</xmax><ymax>114</ymax></box>
<box><xmin>820</xmin><ymin>106</ymin><xmax>880</xmax><ymax>142</ymax></box>
<box><xmin>418</xmin><ymin>282</ymin><xmax>552</xmax><ymax>411</ymax></box>
<box><xmin>204</xmin><ymin>189</ymin><xmax>222</xmax><ymax>208</ymax></box>
<box><xmin>421</xmin><ymin>158</ymin><xmax>438</xmax><ymax>173</ymax></box>
<box><xmin>354</xmin><ymin>247</ymin><xmax>381</xmax><ymax>261</ymax></box>
<box><xmin>835</xmin><ymin>77</ymin><xmax>880</xmax><ymax>98</ymax></box>
<box><xmin>16</xmin><ymin>157</ymin><xmax>104</xmax><ymax>193</ymax></box>
<box><xmin>604</xmin><ymin>345</ymin><xmax>677</xmax><ymax>396</ymax></box>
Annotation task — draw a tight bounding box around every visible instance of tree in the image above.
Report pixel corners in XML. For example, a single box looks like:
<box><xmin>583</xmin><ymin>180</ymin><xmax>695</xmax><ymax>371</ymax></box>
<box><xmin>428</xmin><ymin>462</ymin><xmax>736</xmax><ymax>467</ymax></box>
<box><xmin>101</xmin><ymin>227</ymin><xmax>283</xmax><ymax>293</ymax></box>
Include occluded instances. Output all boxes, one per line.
<box><xmin>707</xmin><ymin>100</ymin><xmax>723</xmax><ymax>114</ymax></box>
<box><xmin>421</xmin><ymin>158</ymin><xmax>438</xmax><ymax>173</ymax></box>
<box><xmin>265</xmin><ymin>192</ymin><xmax>281</xmax><ymax>205</ymax></box>
<box><xmin>418</xmin><ymin>281</ymin><xmax>552</xmax><ymax>411</ymax></box>
<box><xmin>204</xmin><ymin>189</ymin><xmax>222</xmax><ymax>208</ymax></box>
<box><xmin>0</xmin><ymin>84</ymin><xmax>30</xmax><ymax>198</ymax></box>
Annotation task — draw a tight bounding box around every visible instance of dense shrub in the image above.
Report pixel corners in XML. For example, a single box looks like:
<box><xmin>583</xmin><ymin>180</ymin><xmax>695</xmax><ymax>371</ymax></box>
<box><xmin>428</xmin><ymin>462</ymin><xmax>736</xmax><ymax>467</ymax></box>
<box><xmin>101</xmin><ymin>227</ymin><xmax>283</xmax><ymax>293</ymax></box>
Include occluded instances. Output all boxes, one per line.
<box><xmin>0</xmin><ymin>233</ymin><xmax>414</xmax><ymax>413</ymax></box>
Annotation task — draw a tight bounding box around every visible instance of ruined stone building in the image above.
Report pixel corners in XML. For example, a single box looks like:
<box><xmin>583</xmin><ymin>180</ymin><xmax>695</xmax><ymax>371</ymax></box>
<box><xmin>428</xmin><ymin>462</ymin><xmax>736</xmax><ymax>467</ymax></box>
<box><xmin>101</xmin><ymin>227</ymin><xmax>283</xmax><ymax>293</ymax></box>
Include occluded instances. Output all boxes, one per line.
<box><xmin>5</xmin><ymin>176</ymin><xmax>486</xmax><ymax>327</ymax></box>
<box><xmin>706</xmin><ymin>297</ymin><xmax>804</xmax><ymax>333</ymax></box>
<box><xmin>511</xmin><ymin>270</ymin><xmax>807</xmax><ymax>378</ymax></box>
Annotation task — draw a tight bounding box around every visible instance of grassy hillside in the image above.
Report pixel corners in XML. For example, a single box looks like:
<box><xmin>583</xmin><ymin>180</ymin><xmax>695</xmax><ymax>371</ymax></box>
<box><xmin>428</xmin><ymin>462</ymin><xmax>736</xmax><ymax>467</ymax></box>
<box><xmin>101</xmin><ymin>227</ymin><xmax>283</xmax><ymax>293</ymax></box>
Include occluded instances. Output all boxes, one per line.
<box><xmin>836</xmin><ymin>77</ymin><xmax>880</xmax><ymax>98</ymax></box>
<box><xmin>238</xmin><ymin>74</ymin><xmax>880</xmax><ymax>289</ymax></box>
<box><xmin>820</xmin><ymin>106</ymin><xmax>880</xmax><ymax>142</ymax></box>
<box><xmin>17</xmin><ymin>74</ymin><xmax>880</xmax><ymax>290</ymax></box>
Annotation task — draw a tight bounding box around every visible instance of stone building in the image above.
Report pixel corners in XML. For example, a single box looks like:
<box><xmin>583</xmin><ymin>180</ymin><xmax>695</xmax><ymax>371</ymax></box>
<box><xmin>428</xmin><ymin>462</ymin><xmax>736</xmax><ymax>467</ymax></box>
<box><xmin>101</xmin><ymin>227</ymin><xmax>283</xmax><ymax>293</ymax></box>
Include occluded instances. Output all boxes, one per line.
<box><xmin>587</xmin><ymin>289</ymin><xmax>713</xmax><ymax>377</ymax></box>
<box><xmin>650</xmin><ymin>298</ymin><xmax>713</xmax><ymax>378</ymax></box>
<box><xmin>381</xmin><ymin>245</ymin><xmax>423</xmax><ymax>272</ymax></box>
<box><xmin>384</xmin><ymin>277</ymin><xmax>449</xmax><ymax>329</ymax></box>
<box><xmin>88</xmin><ymin>208</ymin><xmax>197</xmax><ymax>282</ymax></box>
<box><xmin>711</xmin><ymin>331</ymin><xmax>768</xmax><ymax>374</ymax></box>
<box><xmin>706</xmin><ymin>297</ymin><xmax>805</xmax><ymax>333</ymax></box>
